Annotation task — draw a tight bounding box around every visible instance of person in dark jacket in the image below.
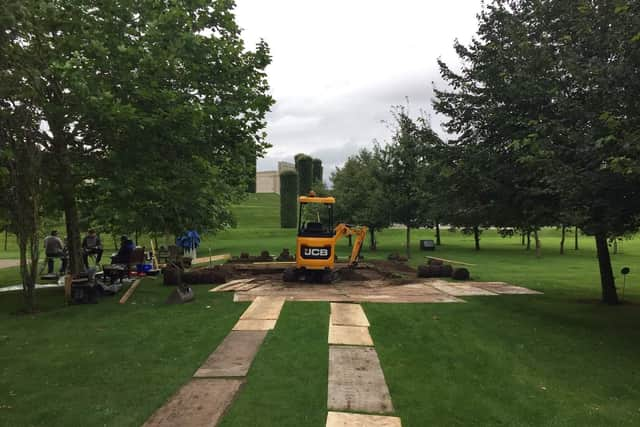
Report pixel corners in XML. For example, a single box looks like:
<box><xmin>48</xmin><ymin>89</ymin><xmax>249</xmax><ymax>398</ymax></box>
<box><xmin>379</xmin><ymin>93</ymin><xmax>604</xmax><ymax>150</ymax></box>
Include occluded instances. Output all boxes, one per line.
<box><xmin>111</xmin><ymin>236</ymin><xmax>135</xmax><ymax>264</ymax></box>
<box><xmin>82</xmin><ymin>229</ymin><xmax>103</xmax><ymax>268</ymax></box>
<box><xmin>44</xmin><ymin>230</ymin><xmax>67</xmax><ymax>274</ymax></box>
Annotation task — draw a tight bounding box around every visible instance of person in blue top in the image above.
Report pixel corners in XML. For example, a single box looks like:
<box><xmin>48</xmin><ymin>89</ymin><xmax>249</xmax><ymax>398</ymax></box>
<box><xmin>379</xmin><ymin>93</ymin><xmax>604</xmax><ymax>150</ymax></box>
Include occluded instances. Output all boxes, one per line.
<box><xmin>111</xmin><ymin>235</ymin><xmax>135</xmax><ymax>264</ymax></box>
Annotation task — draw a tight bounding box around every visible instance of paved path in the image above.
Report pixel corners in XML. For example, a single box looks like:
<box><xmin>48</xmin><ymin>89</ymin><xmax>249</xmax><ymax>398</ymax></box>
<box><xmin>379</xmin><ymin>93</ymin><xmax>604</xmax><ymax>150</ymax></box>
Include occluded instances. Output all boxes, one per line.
<box><xmin>0</xmin><ymin>259</ymin><xmax>19</xmax><ymax>269</ymax></box>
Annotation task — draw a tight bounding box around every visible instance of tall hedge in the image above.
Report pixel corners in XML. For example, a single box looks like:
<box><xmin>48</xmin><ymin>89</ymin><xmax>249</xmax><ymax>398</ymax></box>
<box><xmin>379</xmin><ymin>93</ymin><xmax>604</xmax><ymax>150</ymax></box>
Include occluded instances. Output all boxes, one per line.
<box><xmin>294</xmin><ymin>153</ymin><xmax>306</xmax><ymax>170</ymax></box>
<box><xmin>280</xmin><ymin>170</ymin><xmax>298</xmax><ymax>228</ymax></box>
<box><xmin>246</xmin><ymin>156</ymin><xmax>256</xmax><ymax>193</ymax></box>
<box><xmin>312</xmin><ymin>158</ymin><xmax>323</xmax><ymax>184</ymax></box>
<box><xmin>296</xmin><ymin>154</ymin><xmax>313</xmax><ymax>195</ymax></box>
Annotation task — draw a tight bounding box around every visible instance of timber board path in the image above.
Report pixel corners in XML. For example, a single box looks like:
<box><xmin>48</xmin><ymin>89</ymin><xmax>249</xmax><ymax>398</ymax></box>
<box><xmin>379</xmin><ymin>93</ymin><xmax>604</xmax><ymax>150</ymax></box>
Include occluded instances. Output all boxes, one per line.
<box><xmin>326</xmin><ymin>303</ymin><xmax>402</xmax><ymax>426</ymax></box>
<box><xmin>144</xmin><ymin>283</ymin><xmax>541</xmax><ymax>426</ymax></box>
<box><xmin>143</xmin><ymin>296</ymin><xmax>284</xmax><ymax>427</ymax></box>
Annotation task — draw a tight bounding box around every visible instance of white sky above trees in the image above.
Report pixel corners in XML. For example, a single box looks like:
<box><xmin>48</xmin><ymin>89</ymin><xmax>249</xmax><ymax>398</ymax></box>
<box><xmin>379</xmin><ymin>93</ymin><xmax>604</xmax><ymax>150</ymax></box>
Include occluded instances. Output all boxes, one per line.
<box><xmin>234</xmin><ymin>0</ymin><xmax>483</xmax><ymax>181</ymax></box>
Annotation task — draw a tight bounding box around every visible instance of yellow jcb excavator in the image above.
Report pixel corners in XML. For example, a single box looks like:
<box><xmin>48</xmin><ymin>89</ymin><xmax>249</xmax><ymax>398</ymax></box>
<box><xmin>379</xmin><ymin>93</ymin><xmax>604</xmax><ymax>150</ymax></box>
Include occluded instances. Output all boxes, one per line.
<box><xmin>283</xmin><ymin>192</ymin><xmax>367</xmax><ymax>283</ymax></box>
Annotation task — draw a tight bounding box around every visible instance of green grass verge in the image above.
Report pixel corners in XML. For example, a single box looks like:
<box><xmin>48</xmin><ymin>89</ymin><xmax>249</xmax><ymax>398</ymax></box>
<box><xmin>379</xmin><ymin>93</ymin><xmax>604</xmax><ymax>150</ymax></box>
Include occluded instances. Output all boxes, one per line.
<box><xmin>366</xmin><ymin>297</ymin><xmax>640</xmax><ymax>426</ymax></box>
<box><xmin>0</xmin><ymin>279</ymin><xmax>247</xmax><ymax>427</ymax></box>
<box><xmin>219</xmin><ymin>302</ymin><xmax>329</xmax><ymax>427</ymax></box>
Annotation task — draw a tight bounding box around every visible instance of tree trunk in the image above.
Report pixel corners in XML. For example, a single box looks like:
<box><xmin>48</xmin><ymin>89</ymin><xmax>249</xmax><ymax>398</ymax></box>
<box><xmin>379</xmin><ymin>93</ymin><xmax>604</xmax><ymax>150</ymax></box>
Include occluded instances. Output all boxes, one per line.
<box><xmin>3</xmin><ymin>228</ymin><xmax>7</xmax><ymax>251</ymax></box>
<box><xmin>473</xmin><ymin>225</ymin><xmax>480</xmax><ymax>251</ymax></box>
<box><xmin>435</xmin><ymin>221</ymin><xmax>441</xmax><ymax>245</ymax></box>
<box><xmin>60</xmin><ymin>186</ymin><xmax>83</xmax><ymax>275</ymax></box>
<box><xmin>595</xmin><ymin>233</ymin><xmax>618</xmax><ymax>304</ymax></box>
<box><xmin>534</xmin><ymin>229</ymin><xmax>541</xmax><ymax>258</ymax></box>
<box><xmin>526</xmin><ymin>231</ymin><xmax>531</xmax><ymax>250</ymax></box>
<box><xmin>521</xmin><ymin>232</ymin><xmax>525</xmax><ymax>246</ymax></box>
<box><xmin>574</xmin><ymin>227</ymin><xmax>579</xmax><ymax>250</ymax></box>
<box><xmin>19</xmin><ymin>230</ymin><xmax>39</xmax><ymax>312</ymax></box>
<box><xmin>405</xmin><ymin>225</ymin><xmax>411</xmax><ymax>259</ymax></box>
<box><xmin>560</xmin><ymin>225</ymin><xmax>565</xmax><ymax>254</ymax></box>
<box><xmin>51</xmin><ymin>131</ymin><xmax>83</xmax><ymax>275</ymax></box>
<box><xmin>370</xmin><ymin>228</ymin><xmax>376</xmax><ymax>251</ymax></box>
<box><xmin>612</xmin><ymin>239</ymin><xmax>618</xmax><ymax>255</ymax></box>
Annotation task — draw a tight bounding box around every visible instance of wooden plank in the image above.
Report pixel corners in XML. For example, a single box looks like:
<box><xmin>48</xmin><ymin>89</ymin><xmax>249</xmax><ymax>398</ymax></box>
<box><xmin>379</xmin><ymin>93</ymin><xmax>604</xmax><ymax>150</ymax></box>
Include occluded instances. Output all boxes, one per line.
<box><xmin>329</xmin><ymin>324</ymin><xmax>374</xmax><ymax>346</ymax></box>
<box><xmin>119</xmin><ymin>279</ymin><xmax>143</xmax><ymax>304</ymax></box>
<box><xmin>142</xmin><ymin>378</ymin><xmax>243</xmax><ymax>427</ymax></box>
<box><xmin>425</xmin><ymin>256</ymin><xmax>476</xmax><ymax>266</ymax></box>
<box><xmin>331</xmin><ymin>303</ymin><xmax>370</xmax><ymax>327</ymax></box>
<box><xmin>232</xmin><ymin>319</ymin><xmax>277</xmax><ymax>331</ymax></box>
<box><xmin>251</xmin><ymin>261</ymin><xmax>296</xmax><ymax>266</ymax></box>
<box><xmin>328</xmin><ymin>346</ymin><xmax>394</xmax><ymax>414</ymax></box>
<box><xmin>64</xmin><ymin>274</ymin><xmax>73</xmax><ymax>303</ymax></box>
<box><xmin>150</xmin><ymin>239</ymin><xmax>160</xmax><ymax>270</ymax></box>
<box><xmin>194</xmin><ymin>331</ymin><xmax>267</xmax><ymax>378</ymax></box>
<box><xmin>430</xmin><ymin>282</ymin><xmax>497</xmax><ymax>296</ymax></box>
<box><xmin>209</xmin><ymin>278</ymin><xmax>254</xmax><ymax>292</ymax></box>
<box><xmin>240</xmin><ymin>296</ymin><xmax>285</xmax><ymax>320</ymax></box>
<box><xmin>470</xmin><ymin>282</ymin><xmax>543</xmax><ymax>295</ymax></box>
<box><xmin>326</xmin><ymin>411</ymin><xmax>402</xmax><ymax>427</ymax></box>
<box><xmin>192</xmin><ymin>253</ymin><xmax>231</xmax><ymax>265</ymax></box>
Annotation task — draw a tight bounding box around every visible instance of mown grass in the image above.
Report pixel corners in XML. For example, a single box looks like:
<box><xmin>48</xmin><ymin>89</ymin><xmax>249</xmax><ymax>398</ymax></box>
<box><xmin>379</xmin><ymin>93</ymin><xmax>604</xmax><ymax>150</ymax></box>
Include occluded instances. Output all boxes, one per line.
<box><xmin>1</xmin><ymin>193</ymin><xmax>640</xmax><ymax>426</ymax></box>
<box><xmin>366</xmin><ymin>298</ymin><xmax>640</xmax><ymax>426</ymax></box>
<box><xmin>0</xmin><ymin>280</ymin><xmax>248</xmax><ymax>427</ymax></box>
<box><xmin>219</xmin><ymin>302</ymin><xmax>329</xmax><ymax>427</ymax></box>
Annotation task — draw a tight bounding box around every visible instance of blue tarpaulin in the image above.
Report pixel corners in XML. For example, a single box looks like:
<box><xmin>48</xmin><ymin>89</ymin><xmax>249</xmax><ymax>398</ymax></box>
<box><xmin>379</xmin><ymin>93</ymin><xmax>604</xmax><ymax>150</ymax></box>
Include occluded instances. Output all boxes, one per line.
<box><xmin>176</xmin><ymin>230</ymin><xmax>201</xmax><ymax>250</ymax></box>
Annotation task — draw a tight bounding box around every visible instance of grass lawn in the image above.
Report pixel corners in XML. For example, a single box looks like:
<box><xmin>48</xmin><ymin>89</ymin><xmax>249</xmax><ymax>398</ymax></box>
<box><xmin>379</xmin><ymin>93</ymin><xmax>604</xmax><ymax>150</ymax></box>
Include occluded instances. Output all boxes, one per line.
<box><xmin>1</xmin><ymin>193</ymin><xmax>639</xmax><ymax>426</ymax></box>
<box><xmin>0</xmin><ymin>280</ymin><xmax>248</xmax><ymax>427</ymax></box>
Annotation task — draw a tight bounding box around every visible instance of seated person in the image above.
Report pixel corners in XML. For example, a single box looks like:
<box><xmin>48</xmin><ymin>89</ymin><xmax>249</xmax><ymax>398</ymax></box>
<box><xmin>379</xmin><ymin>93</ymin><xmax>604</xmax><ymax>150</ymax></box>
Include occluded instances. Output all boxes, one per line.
<box><xmin>82</xmin><ymin>228</ymin><xmax>103</xmax><ymax>268</ymax></box>
<box><xmin>44</xmin><ymin>230</ymin><xmax>67</xmax><ymax>274</ymax></box>
<box><xmin>111</xmin><ymin>236</ymin><xmax>135</xmax><ymax>265</ymax></box>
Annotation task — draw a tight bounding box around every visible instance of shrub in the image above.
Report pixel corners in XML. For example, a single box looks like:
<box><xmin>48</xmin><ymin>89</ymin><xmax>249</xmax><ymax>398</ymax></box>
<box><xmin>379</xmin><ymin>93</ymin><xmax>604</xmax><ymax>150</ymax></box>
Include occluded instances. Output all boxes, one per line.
<box><xmin>296</xmin><ymin>155</ymin><xmax>313</xmax><ymax>195</ymax></box>
<box><xmin>280</xmin><ymin>170</ymin><xmax>298</xmax><ymax>228</ymax></box>
<box><xmin>312</xmin><ymin>158</ymin><xmax>323</xmax><ymax>183</ymax></box>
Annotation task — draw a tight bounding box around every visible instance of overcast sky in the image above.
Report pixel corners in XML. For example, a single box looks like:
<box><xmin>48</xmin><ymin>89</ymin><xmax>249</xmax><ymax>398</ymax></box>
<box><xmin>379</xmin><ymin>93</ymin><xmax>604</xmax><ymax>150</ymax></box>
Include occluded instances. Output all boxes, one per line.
<box><xmin>234</xmin><ymin>0</ymin><xmax>484</xmax><ymax>182</ymax></box>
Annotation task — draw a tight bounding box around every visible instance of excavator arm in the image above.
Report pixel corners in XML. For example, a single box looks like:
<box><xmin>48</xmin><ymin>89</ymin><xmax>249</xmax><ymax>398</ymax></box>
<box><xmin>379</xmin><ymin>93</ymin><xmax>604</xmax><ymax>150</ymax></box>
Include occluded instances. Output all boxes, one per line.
<box><xmin>334</xmin><ymin>223</ymin><xmax>368</xmax><ymax>266</ymax></box>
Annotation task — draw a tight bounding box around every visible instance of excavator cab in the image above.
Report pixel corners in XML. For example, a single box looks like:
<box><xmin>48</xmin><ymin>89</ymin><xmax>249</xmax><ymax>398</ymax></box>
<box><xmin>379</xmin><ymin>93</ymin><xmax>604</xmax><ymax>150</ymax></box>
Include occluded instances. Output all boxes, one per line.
<box><xmin>283</xmin><ymin>192</ymin><xmax>367</xmax><ymax>283</ymax></box>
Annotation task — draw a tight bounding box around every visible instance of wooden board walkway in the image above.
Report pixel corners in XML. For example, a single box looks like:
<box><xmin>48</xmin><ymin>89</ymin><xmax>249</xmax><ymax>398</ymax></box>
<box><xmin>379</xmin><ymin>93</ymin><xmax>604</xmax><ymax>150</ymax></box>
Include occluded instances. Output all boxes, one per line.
<box><xmin>326</xmin><ymin>303</ymin><xmax>400</xmax><ymax>424</ymax></box>
<box><xmin>144</xmin><ymin>296</ymin><xmax>286</xmax><ymax>426</ymax></box>
<box><xmin>194</xmin><ymin>331</ymin><xmax>267</xmax><ymax>378</ymax></box>
<box><xmin>143</xmin><ymin>378</ymin><xmax>243</xmax><ymax>427</ymax></box>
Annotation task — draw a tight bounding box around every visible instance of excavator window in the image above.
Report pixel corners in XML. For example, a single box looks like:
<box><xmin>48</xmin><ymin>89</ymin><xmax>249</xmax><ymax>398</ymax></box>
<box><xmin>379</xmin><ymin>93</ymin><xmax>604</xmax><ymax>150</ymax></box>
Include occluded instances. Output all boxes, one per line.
<box><xmin>298</xmin><ymin>202</ymin><xmax>334</xmax><ymax>237</ymax></box>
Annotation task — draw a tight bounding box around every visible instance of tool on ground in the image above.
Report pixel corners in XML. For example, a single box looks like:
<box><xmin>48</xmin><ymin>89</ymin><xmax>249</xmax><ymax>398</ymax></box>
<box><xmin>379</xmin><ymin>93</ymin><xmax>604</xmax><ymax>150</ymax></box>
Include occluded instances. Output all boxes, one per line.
<box><xmin>283</xmin><ymin>191</ymin><xmax>367</xmax><ymax>283</ymax></box>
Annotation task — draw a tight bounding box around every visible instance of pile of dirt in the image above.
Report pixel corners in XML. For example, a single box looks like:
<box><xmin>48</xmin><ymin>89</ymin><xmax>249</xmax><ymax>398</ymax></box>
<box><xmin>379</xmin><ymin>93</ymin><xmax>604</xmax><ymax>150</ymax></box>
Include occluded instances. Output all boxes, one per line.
<box><xmin>368</xmin><ymin>259</ymin><xmax>416</xmax><ymax>275</ymax></box>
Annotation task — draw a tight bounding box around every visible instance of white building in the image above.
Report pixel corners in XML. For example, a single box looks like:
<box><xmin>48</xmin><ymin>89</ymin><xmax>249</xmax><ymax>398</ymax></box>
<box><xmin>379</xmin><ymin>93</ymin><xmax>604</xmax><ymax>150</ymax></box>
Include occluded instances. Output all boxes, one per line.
<box><xmin>256</xmin><ymin>161</ymin><xmax>295</xmax><ymax>194</ymax></box>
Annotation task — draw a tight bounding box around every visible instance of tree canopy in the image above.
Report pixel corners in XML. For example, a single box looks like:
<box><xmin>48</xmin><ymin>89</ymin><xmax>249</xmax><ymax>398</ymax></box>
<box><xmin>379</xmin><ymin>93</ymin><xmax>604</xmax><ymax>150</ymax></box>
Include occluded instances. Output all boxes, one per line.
<box><xmin>1</xmin><ymin>0</ymin><xmax>273</xmax><ymax>274</ymax></box>
<box><xmin>434</xmin><ymin>0</ymin><xmax>640</xmax><ymax>303</ymax></box>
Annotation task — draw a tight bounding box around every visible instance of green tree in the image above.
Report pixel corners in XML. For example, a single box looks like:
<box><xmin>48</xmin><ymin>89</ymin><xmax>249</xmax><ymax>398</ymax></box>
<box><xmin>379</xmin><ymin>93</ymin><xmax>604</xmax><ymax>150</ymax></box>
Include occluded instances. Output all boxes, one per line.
<box><xmin>434</xmin><ymin>0</ymin><xmax>640</xmax><ymax>303</ymax></box>
<box><xmin>1</xmin><ymin>0</ymin><xmax>273</xmax><ymax>273</ymax></box>
<box><xmin>331</xmin><ymin>149</ymin><xmax>390</xmax><ymax>250</ymax></box>
<box><xmin>377</xmin><ymin>107</ymin><xmax>434</xmax><ymax>258</ymax></box>
<box><xmin>0</xmin><ymin>103</ymin><xmax>43</xmax><ymax>311</ymax></box>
